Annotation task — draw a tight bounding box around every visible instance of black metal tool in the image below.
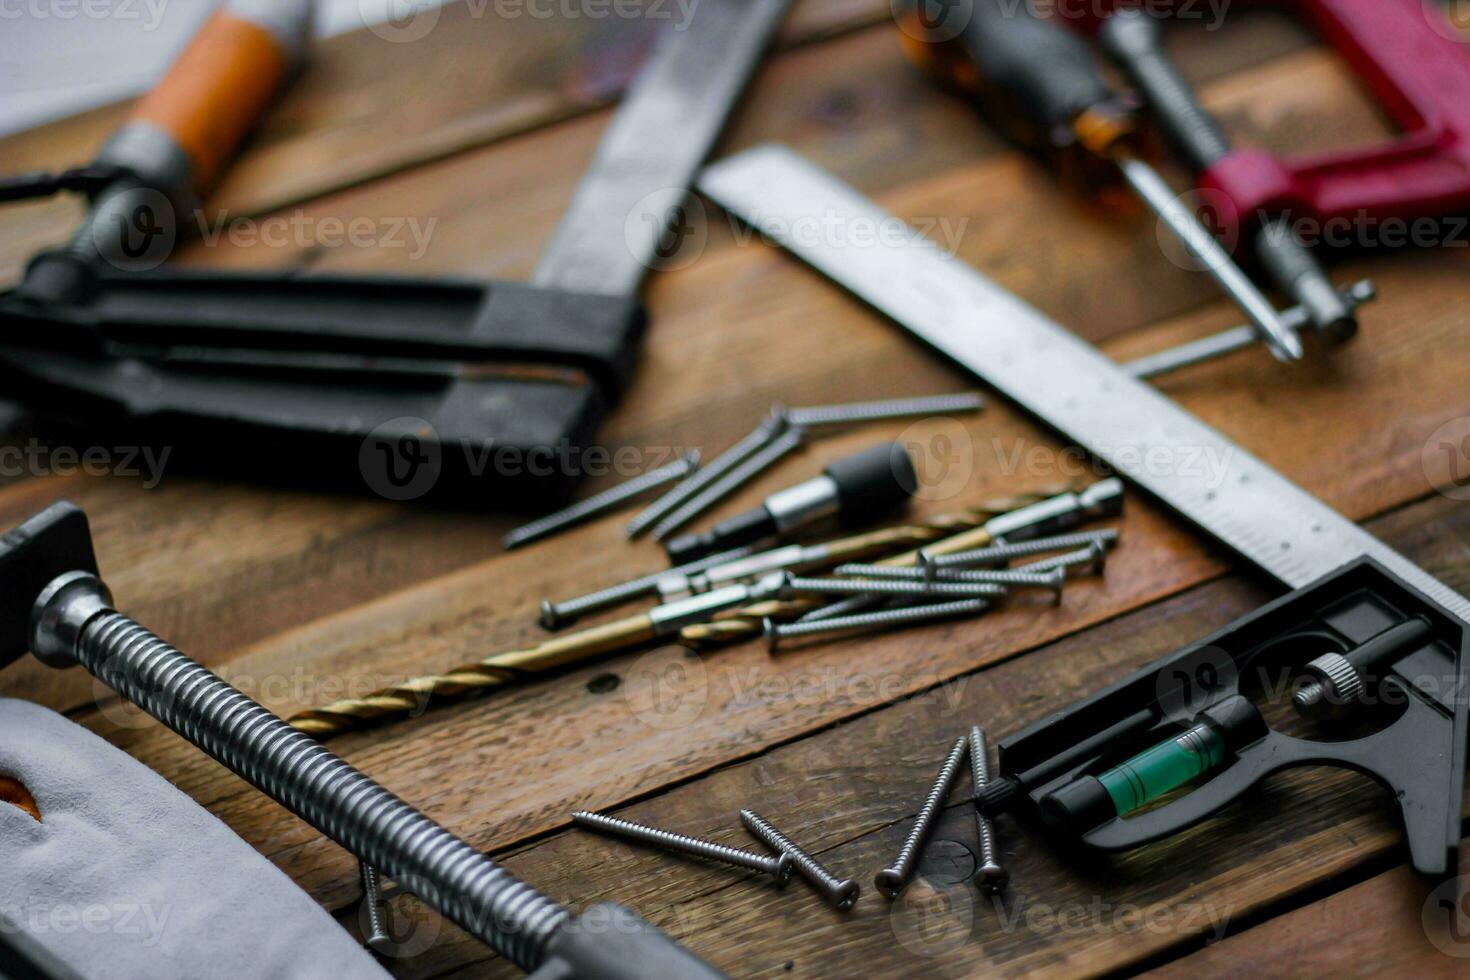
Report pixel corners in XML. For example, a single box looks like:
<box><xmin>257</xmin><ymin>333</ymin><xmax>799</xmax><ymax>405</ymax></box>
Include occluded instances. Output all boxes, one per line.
<box><xmin>0</xmin><ymin>0</ymin><xmax>788</xmax><ymax>505</ymax></box>
<box><xmin>665</xmin><ymin>441</ymin><xmax>918</xmax><ymax>564</ymax></box>
<box><xmin>982</xmin><ymin>558</ymin><xmax>1468</xmax><ymax>879</ymax></box>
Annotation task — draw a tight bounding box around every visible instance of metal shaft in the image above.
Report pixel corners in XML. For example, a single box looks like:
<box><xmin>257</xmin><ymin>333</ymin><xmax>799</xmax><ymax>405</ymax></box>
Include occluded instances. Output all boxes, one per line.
<box><xmin>785</xmin><ymin>392</ymin><xmax>984</xmax><ymax>428</ymax></box>
<box><xmin>875</xmin><ymin>736</ymin><xmax>969</xmax><ymax>899</ymax></box>
<box><xmin>38</xmin><ymin>572</ymin><xmax>567</xmax><ymax>971</ymax></box>
<box><xmin>834</xmin><ymin>562</ymin><xmax>1065</xmax><ymax>597</ymax></box>
<box><xmin>966</xmin><ymin>728</ymin><xmax>1008</xmax><ymax>894</ymax></box>
<box><xmin>652</xmin><ymin>425</ymin><xmax>807</xmax><ymax>541</ymax></box>
<box><xmin>572</xmin><ymin>811</ymin><xmax>794</xmax><ymax>885</ymax></box>
<box><xmin>1115</xmin><ymin>153</ymin><xmax>1302</xmax><ymax>363</ymax></box>
<box><xmin>740</xmin><ymin>809</ymin><xmax>860</xmax><ymax>910</ymax></box>
<box><xmin>627</xmin><ymin>411</ymin><xmax>787</xmax><ymax>538</ymax></box>
<box><xmin>503</xmin><ymin>451</ymin><xmax>699</xmax><ymax>549</ymax></box>
<box><xmin>359</xmin><ymin>862</ymin><xmax>394</xmax><ymax>956</ymax></box>
<box><xmin>923</xmin><ymin>529</ymin><xmax>1120</xmax><ymax>572</ymax></box>
<box><xmin>539</xmin><ymin>545</ymin><xmax>755</xmax><ymax>630</ymax></box>
<box><xmin>1022</xmin><ymin>541</ymin><xmax>1111</xmax><ymax>577</ymax></box>
<box><xmin>783</xmin><ymin>573</ymin><xmax>1006</xmax><ymax>600</ymax></box>
<box><xmin>763</xmin><ymin>599</ymin><xmax>991</xmax><ymax>651</ymax></box>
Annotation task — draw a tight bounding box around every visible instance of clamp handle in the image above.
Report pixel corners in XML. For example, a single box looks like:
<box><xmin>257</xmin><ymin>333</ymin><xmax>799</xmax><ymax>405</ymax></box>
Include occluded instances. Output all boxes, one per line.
<box><xmin>1197</xmin><ymin>0</ymin><xmax>1470</xmax><ymax>237</ymax></box>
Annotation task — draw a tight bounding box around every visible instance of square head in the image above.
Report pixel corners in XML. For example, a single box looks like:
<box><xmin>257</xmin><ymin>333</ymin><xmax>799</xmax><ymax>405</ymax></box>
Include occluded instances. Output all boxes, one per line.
<box><xmin>0</xmin><ymin>503</ymin><xmax>98</xmax><ymax>669</ymax></box>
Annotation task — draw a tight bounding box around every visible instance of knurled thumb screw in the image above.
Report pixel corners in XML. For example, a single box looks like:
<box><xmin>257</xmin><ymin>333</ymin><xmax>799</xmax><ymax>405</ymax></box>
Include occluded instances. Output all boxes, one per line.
<box><xmin>740</xmin><ymin>809</ymin><xmax>860</xmax><ymax>910</ymax></box>
<box><xmin>875</xmin><ymin>735</ymin><xmax>969</xmax><ymax>899</ymax></box>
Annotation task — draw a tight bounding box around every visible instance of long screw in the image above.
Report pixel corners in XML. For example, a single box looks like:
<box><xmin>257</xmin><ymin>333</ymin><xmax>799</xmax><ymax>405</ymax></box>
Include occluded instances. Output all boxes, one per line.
<box><xmin>651</xmin><ymin>425</ymin><xmax>807</xmax><ymax>541</ymax></box>
<box><xmin>503</xmin><ymin>451</ymin><xmax>700</xmax><ymax>549</ymax></box>
<box><xmin>539</xmin><ymin>545</ymin><xmax>755</xmax><ymax>630</ymax></box>
<box><xmin>922</xmin><ymin>529</ymin><xmax>1121</xmax><ymax>573</ymax></box>
<box><xmin>359</xmin><ymin>862</ymin><xmax>395</xmax><ymax>956</ymax></box>
<box><xmin>782</xmin><ymin>573</ymin><xmax>1006</xmax><ymax>601</ymax></box>
<box><xmin>966</xmin><ymin>728</ymin><xmax>1008</xmax><ymax>895</ymax></box>
<box><xmin>1021</xmin><ymin>541</ymin><xmax>1111</xmax><ymax>577</ymax></box>
<box><xmin>572</xmin><ymin>811</ymin><xmax>795</xmax><ymax>886</ymax></box>
<box><xmin>797</xmin><ymin>595</ymin><xmax>884</xmax><ymax>623</ymax></box>
<box><xmin>785</xmin><ymin>392</ymin><xmax>984</xmax><ymax>428</ymax></box>
<box><xmin>35</xmin><ymin>572</ymin><xmax>569</xmax><ymax>971</ymax></box>
<box><xmin>627</xmin><ymin>410</ymin><xmax>788</xmax><ymax>538</ymax></box>
<box><xmin>763</xmin><ymin>599</ymin><xmax>991</xmax><ymax>652</ymax></box>
<box><xmin>832</xmin><ymin>563</ymin><xmax>1064</xmax><ymax>599</ymax></box>
<box><xmin>875</xmin><ymin>736</ymin><xmax>970</xmax><ymax>899</ymax></box>
<box><xmin>740</xmin><ymin>809</ymin><xmax>860</xmax><ymax>911</ymax></box>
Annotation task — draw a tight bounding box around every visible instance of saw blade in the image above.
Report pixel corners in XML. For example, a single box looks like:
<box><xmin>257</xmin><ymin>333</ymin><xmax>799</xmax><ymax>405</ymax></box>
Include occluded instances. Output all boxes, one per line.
<box><xmin>699</xmin><ymin>144</ymin><xmax>1470</xmax><ymax>623</ymax></box>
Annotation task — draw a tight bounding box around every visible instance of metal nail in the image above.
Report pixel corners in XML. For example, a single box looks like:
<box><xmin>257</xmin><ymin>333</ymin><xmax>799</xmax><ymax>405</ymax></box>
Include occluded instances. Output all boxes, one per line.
<box><xmin>504</xmin><ymin>451</ymin><xmax>700</xmax><ymax>549</ymax></box>
<box><xmin>875</xmin><ymin>736</ymin><xmax>969</xmax><ymax>899</ymax></box>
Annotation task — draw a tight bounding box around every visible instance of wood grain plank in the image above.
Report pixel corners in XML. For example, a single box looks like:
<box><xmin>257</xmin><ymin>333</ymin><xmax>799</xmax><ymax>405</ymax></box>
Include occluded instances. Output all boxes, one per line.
<box><xmin>335</xmin><ymin>492</ymin><xmax>1470</xmax><ymax>978</ymax></box>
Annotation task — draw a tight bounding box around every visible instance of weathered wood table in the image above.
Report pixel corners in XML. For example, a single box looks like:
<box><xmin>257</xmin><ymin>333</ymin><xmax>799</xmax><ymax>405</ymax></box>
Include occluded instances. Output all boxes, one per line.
<box><xmin>3</xmin><ymin>3</ymin><xmax>1469</xmax><ymax>976</ymax></box>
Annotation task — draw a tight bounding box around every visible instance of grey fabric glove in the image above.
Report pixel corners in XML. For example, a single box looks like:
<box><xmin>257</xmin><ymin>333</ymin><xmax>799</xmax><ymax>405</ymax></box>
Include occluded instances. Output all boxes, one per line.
<box><xmin>0</xmin><ymin>698</ymin><xmax>391</xmax><ymax>980</ymax></box>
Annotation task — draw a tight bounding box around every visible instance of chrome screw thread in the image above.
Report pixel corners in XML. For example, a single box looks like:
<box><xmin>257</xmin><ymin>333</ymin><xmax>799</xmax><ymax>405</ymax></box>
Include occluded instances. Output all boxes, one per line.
<box><xmin>359</xmin><ymin>862</ymin><xmax>394</xmax><ymax>956</ymax></box>
<box><xmin>763</xmin><ymin>599</ymin><xmax>991</xmax><ymax>651</ymax></box>
<box><xmin>628</xmin><ymin>409</ymin><xmax>789</xmax><ymax>539</ymax></box>
<box><xmin>875</xmin><ymin>736</ymin><xmax>969</xmax><ymax>899</ymax></box>
<box><xmin>922</xmin><ymin>528</ymin><xmax>1119</xmax><ymax>574</ymax></box>
<box><xmin>966</xmin><ymin>728</ymin><xmax>1008</xmax><ymax>894</ymax></box>
<box><xmin>572</xmin><ymin>811</ymin><xmax>795</xmax><ymax>886</ymax></box>
<box><xmin>46</xmin><ymin>573</ymin><xmax>567</xmax><ymax>971</ymax></box>
<box><xmin>503</xmin><ymin>451</ymin><xmax>699</xmax><ymax>550</ymax></box>
<box><xmin>538</xmin><ymin>545</ymin><xmax>755</xmax><ymax>630</ymax></box>
<box><xmin>740</xmin><ymin>809</ymin><xmax>860</xmax><ymax>910</ymax></box>
<box><xmin>650</xmin><ymin>425</ymin><xmax>807</xmax><ymax>541</ymax></box>
<box><xmin>782</xmin><ymin>573</ymin><xmax>1006</xmax><ymax>600</ymax></box>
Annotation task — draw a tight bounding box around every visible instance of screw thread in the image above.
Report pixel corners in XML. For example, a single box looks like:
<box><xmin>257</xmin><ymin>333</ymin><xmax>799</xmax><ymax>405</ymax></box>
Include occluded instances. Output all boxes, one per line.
<box><xmin>929</xmin><ymin>529</ymin><xmax>1119</xmax><ymax>571</ymax></box>
<box><xmin>651</xmin><ymin>426</ymin><xmax>805</xmax><ymax>541</ymax></box>
<box><xmin>504</xmin><ymin>452</ymin><xmax>698</xmax><ymax>549</ymax></box>
<box><xmin>877</xmin><ymin>736</ymin><xmax>969</xmax><ymax>897</ymax></box>
<box><xmin>359</xmin><ymin>862</ymin><xmax>393</xmax><ymax>954</ymax></box>
<box><xmin>768</xmin><ymin>599</ymin><xmax>991</xmax><ymax>649</ymax></box>
<box><xmin>572</xmin><ymin>811</ymin><xmax>787</xmax><ymax>879</ymax></box>
<box><xmin>74</xmin><ymin>608</ymin><xmax>567</xmax><ymax>970</ymax></box>
<box><xmin>967</xmin><ymin>727</ymin><xmax>1008</xmax><ymax>893</ymax></box>
<box><xmin>786</xmin><ymin>393</ymin><xmax>984</xmax><ymax>428</ymax></box>
<box><xmin>785</xmin><ymin>575</ymin><xmax>1004</xmax><ymax>599</ymax></box>
<box><xmin>627</xmin><ymin>415</ymin><xmax>785</xmax><ymax>538</ymax></box>
<box><xmin>740</xmin><ymin>809</ymin><xmax>858</xmax><ymax>909</ymax></box>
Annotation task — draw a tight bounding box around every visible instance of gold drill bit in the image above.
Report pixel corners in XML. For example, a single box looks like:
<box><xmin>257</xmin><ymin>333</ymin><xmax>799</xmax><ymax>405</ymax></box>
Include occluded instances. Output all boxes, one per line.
<box><xmin>287</xmin><ymin>486</ymin><xmax>1075</xmax><ymax>739</ymax></box>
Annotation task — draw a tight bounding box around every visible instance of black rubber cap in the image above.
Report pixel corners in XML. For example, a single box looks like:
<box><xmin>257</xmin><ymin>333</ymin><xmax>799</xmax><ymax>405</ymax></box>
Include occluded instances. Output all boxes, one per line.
<box><xmin>1039</xmin><ymin>774</ymin><xmax>1115</xmax><ymax>835</ymax></box>
<box><xmin>826</xmin><ymin>441</ymin><xmax>917</xmax><ymax>527</ymax></box>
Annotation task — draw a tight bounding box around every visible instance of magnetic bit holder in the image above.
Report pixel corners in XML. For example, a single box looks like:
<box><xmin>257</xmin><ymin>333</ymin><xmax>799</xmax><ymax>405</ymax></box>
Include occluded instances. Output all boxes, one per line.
<box><xmin>664</xmin><ymin>441</ymin><xmax>918</xmax><ymax>564</ymax></box>
<box><xmin>0</xmin><ymin>502</ymin><xmax>724</xmax><ymax>980</ymax></box>
<box><xmin>983</xmin><ymin>557</ymin><xmax>1470</xmax><ymax>880</ymax></box>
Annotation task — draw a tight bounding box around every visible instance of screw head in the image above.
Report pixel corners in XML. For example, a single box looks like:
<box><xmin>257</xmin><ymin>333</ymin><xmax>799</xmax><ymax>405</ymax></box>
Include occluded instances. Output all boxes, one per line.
<box><xmin>762</xmin><ymin>617</ymin><xmax>781</xmax><ymax>652</ymax></box>
<box><xmin>831</xmin><ymin>879</ymin><xmax>861</xmax><ymax>910</ymax></box>
<box><xmin>974</xmin><ymin>861</ymin><xmax>1008</xmax><ymax>895</ymax></box>
<box><xmin>874</xmin><ymin>868</ymin><xmax>906</xmax><ymax>899</ymax></box>
<box><xmin>539</xmin><ymin>600</ymin><xmax>565</xmax><ymax>631</ymax></box>
<box><xmin>775</xmin><ymin>852</ymin><xmax>797</xmax><ymax>887</ymax></box>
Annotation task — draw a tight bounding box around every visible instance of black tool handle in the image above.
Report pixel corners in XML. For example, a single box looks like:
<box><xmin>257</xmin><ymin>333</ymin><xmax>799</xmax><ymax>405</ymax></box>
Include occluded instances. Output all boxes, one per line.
<box><xmin>955</xmin><ymin>0</ymin><xmax>1114</xmax><ymax>142</ymax></box>
<box><xmin>1097</xmin><ymin>9</ymin><xmax>1230</xmax><ymax>169</ymax></box>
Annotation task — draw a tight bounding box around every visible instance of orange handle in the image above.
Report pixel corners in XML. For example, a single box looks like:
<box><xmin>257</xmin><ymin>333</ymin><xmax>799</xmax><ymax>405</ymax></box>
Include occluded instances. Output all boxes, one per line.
<box><xmin>127</xmin><ymin>2</ymin><xmax>311</xmax><ymax>194</ymax></box>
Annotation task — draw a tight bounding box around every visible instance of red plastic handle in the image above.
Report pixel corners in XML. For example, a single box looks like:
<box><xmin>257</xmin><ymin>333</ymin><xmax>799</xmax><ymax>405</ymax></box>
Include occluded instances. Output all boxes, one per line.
<box><xmin>1198</xmin><ymin>0</ymin><xmax>1470</xmax><ymax>236</ymax></box>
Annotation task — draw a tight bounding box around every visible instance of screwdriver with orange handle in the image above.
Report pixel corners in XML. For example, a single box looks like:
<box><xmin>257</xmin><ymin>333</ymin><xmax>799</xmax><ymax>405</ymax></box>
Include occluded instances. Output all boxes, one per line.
<box><xmin>2</xmin><ymin>0</ymin><xmax>312</xmax><ymax>272</ymax></box>
<box><xmin>896</xmin><ymin>0</ymin><xmax>1303</xmax><ymax>363</ymax></box>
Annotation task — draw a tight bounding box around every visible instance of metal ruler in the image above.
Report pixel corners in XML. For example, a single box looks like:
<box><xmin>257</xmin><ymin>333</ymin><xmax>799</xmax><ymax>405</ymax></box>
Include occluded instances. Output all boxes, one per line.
<box><xmin>699</xmin><ymin>144</ymin><xmax>1470</xmax><ymax>622</ymax></box>
<box><xmin>531</xmin><ymin>0</ymin><xmax>789</xmax><ymax>298</ymax></box>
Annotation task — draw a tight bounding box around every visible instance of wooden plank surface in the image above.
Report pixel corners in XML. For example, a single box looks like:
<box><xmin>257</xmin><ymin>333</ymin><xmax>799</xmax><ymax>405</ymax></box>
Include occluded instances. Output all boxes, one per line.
<box><xmin>2</xmin><ymin>4</ymin><xmax>1469</xmax><ymax>979</ymax></box>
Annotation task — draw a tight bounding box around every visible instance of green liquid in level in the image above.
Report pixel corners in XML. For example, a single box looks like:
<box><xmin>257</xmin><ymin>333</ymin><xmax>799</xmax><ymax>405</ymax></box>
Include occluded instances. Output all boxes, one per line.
<box><xmin>1097</xmin><ymin>723</ymin><xmax>1226</xmax><ymax>816</ymax></box>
